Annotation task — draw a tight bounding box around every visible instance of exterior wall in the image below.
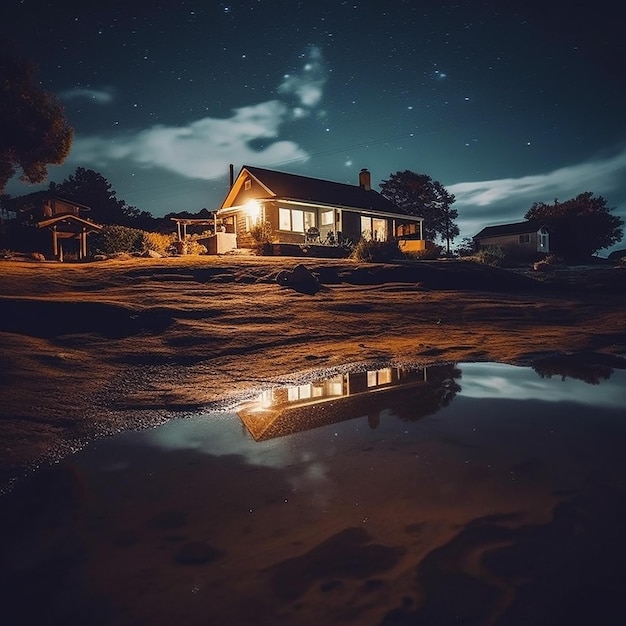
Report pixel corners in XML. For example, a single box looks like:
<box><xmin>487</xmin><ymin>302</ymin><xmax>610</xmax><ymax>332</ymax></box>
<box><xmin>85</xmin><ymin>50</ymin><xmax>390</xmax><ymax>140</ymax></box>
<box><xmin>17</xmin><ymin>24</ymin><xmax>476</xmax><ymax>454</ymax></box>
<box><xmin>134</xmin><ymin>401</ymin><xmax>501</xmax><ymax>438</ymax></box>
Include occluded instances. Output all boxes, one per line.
<box><xmin>341</xmin><ymin>211</ymin><xmax>362</xmax><ymax>242</ymax></box>
<box><xmin>228</xmin><ymin>175</ymin><xmax>269</xmax><ymax>207</ymax></box>
<box><xmin>398</xmin><ymin>239</ymin><xmax>426</xmax><ymax>253</ymax></box>
<box><xmin>234</xmin><ymin>212</ymin><xmax>254</xmax><ymax>248</ymax></box>
<box><xmin>204</xmin><ymin>232</ymin><xmax>238</xmax><ymax>254</ymax></box>
<box><xmin>477</xmin><ymin>231</ymin><xmax>548</xmax><ymax>258</ymax></box>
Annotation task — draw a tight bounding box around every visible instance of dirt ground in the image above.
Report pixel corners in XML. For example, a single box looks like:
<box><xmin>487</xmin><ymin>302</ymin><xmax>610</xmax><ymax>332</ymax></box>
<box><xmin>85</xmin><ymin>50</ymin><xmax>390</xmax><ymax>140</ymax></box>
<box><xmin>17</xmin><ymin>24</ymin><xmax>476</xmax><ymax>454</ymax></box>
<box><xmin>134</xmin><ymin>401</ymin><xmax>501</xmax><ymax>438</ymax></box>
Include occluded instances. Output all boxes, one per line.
<box><xmin>1</xmin><ymin>254</ymin><xmax>625</xmax><ymax>489</ymax></box>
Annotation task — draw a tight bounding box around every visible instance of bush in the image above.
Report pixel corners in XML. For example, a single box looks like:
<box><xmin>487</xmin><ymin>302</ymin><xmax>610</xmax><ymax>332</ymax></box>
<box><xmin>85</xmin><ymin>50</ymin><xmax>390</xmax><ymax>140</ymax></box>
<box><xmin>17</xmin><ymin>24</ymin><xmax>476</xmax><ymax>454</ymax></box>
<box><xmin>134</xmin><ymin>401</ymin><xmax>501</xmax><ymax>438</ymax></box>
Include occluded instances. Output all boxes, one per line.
<box><xmin>142</xmin><ymin>231</ymin><xmax>175</xmax><ymax>256</ymax></box>
<box><xmin>249</xmin><ymin>221</ymin><xmax>274</xmax><ymax>255</ymax></box>
<box><xmin>350</xmin><ymin>238</ymin><xmax>402</xmax><ymax>263</ymax></box>
<box><xmin>542</xmin><ymin>253</ymin><xmax>564</xmax><ymax>266</ymax></box>
<box><xmin>91</xmin><ymin>225</ymin><xmax>144</xmax><ymax>255</ymax></box>
<box><xmin>473</xmin><ymin>245</ymin><xmax>506</xmax><ymax>267</ymax></box>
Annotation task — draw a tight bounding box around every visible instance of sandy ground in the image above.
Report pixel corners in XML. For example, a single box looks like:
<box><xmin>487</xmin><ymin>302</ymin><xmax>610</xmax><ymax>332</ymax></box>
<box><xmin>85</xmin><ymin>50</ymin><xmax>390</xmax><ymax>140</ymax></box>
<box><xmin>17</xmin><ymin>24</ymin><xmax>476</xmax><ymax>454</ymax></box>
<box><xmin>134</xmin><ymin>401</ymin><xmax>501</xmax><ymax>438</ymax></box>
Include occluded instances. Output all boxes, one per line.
<box><xmin>1</xmin><ymin>254</ymin><xmax>626</xmax><ymax>488</ymax></box>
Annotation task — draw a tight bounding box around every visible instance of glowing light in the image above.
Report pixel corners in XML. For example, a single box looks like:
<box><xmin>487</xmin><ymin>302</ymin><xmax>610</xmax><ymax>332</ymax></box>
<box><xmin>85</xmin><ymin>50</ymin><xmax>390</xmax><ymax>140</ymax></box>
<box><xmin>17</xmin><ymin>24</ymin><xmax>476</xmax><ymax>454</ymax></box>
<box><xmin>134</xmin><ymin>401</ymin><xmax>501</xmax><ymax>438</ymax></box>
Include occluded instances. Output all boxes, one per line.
<box><xmin>244</xmin><ymin>199</ymin><xmax>261</xmax><ymax>220</ymax></box>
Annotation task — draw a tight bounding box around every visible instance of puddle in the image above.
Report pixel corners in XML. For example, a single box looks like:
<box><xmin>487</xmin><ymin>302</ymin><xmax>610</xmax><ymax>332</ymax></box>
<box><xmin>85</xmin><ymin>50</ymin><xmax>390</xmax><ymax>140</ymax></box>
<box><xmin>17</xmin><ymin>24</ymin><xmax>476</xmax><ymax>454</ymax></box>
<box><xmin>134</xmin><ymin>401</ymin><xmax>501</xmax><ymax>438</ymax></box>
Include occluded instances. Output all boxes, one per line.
<box><xmin>2</xmin><ymin>360</ymin><xmax>626</xmax><ymax>625</ymax></box>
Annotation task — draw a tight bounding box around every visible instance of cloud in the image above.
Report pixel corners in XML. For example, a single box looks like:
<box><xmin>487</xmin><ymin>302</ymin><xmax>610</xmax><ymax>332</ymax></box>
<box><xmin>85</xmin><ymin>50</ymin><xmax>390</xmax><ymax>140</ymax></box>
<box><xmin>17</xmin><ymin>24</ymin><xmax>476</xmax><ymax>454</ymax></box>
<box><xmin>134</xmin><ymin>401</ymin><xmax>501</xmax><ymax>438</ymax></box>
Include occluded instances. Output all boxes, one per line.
<box><xmin>278</xmin><ymin>45</ymin><xmax>326</xmax><ymax>109</ymax></box>
<box><xmin>72</xmin><ymin>100</ymin><xmax>308</xmax><ymax>179</ymax></box>
<box><xmin>449</xmin><ymin>148</ymin><xmax>626</xmax><ymax>238</ymax></box>
<box><xmin>69</xmin><ymin>48</ymin><xmax>327</xmax><ymax>179</ymax></box>
<box><xmin>60</xmin><ymin>87</ymin><xmax>114</xmax><ymax>104</ymax></box>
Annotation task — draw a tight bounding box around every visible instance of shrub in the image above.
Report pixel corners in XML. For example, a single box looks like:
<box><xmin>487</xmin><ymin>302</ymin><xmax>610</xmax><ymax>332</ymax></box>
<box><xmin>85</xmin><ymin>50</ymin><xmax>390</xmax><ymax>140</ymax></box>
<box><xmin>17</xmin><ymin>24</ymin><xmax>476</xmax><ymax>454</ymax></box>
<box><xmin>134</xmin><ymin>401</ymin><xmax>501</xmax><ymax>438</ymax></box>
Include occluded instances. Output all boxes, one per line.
<box><xmin>249</xmin><ymin>221</ymin><xmax>274</xmax><ymax>255</ymax></box>
<box><xmin>542</xmin><ymin>253</ymin><xmax>564</xmax><ymax>265</ymax></box>
<box><xmin>91</xmin><ymin>225</ymin><xmax>144</xmax><ymax>255</ymax></box>
<box><xmin>350</xmin><ymin>238</ymin><xmax>402</xmax><ymax>263</ymax></box>
<box><xmin>473</xmin><ymin>245</ymin><xmax>506</xmax><ymax>267</ymax></box>
<box><xmin>142</xmin><ymin>231</ymin><xmax>175</xmax><ymax>256</ymax></box>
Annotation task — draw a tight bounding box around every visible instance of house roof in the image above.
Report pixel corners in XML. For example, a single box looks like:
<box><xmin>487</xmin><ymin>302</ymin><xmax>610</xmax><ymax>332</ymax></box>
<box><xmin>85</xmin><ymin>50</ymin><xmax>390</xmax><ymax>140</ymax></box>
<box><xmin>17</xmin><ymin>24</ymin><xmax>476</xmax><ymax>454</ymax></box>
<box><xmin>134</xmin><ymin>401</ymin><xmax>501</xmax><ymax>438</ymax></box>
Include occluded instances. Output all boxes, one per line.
<box><xmin>223</xmin><ymin>165</ymin><xmax>411</xmax><ymax>216</ymax></box>
<box><xmin>474</xmin><ymin>221</ymin><xmax>547</xmax><ymax>239</ymax></box>
<box><xmin>5</xmin><ymin>191</ymin><xmax>92</xmax><ymax>213</ymax></box>
<box><xmin>37</xmin><ymin>214</ymin><xmax>102</xmax><ymax>231</ymax></box>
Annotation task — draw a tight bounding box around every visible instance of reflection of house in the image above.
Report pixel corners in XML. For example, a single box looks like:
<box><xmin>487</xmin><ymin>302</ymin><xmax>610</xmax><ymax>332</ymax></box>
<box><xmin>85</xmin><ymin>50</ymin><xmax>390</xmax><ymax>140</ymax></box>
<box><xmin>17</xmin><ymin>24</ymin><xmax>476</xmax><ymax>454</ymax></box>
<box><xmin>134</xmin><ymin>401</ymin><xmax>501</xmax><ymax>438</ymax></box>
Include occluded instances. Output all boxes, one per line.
<box><xmin>216</xmin><ymin>165</ymin><xmax>425</xmax><ymax>256</ymax></box>
<box><xmin>474</xmin><ymin>221</ymin><xmax>549</xmax><ymax>258</ymax></box>
<box><xmin>7</xmin><ymin>192</ymin><xmax>101</xmax><ymax>260</ymax></box>
<box><xmin>237</xmin><ymin>365</ymin><xmax>460</xmax><ymax>440</ymax></box>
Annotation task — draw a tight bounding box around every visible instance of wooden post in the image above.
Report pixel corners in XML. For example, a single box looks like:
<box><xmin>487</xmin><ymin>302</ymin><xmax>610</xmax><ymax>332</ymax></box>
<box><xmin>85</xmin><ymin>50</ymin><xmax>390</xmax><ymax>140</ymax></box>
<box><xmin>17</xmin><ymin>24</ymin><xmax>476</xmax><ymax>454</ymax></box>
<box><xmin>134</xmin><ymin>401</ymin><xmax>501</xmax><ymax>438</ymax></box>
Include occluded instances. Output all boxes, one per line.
<box><xmin>52</xmin><ymin>226</ymin><xmax>58</xmax><ymax>258</ymax></box>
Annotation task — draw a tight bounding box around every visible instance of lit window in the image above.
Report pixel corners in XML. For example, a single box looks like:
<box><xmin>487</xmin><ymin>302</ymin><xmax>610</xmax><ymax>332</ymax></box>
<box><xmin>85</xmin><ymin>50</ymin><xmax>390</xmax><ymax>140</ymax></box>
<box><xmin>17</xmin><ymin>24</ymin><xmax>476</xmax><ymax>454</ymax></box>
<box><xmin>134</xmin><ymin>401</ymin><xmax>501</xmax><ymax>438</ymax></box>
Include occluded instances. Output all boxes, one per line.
<box><xmin>279</xmin><ymin>208</ymin><xmax>291</xmax><ymax>230</ymax></box>
<box><xmin>244</xmin><ymin>179</ymin><xmax>251</xmax><ymax>190</ymax></box>
<box><xmin>321</xmin><ymin>210</ymin><xmax>334</xmax><ymax>226</ymax></box>
<box><xmin>278</xmin><ymin>207</ymin><xmax>316</xmax><ymax>233</ymax></box>
<box><xmin>292</xmin><ymin>210</ymin><xmax>304</xmax><ymax>232</ymax></box>
<box><xmin>361</xmin><ymin>217</ymin><xmax>388</xmax><ymax>241</ymax></box>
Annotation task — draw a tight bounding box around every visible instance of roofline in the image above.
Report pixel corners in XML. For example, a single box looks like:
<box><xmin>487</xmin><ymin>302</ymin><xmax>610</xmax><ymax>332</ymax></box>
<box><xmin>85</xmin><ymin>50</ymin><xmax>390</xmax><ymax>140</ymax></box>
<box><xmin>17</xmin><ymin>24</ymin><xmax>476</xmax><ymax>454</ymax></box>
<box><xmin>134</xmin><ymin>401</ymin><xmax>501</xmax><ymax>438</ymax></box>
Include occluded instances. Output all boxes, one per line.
<box><xmin>14</xmin><ymin>194</ymin><xmax>93</xmax><ymax>212</ymax></box>
<box><xmin>37</xmin><ymin>215</ymin><xmax>102</xmax><ymax>229</ymax></box>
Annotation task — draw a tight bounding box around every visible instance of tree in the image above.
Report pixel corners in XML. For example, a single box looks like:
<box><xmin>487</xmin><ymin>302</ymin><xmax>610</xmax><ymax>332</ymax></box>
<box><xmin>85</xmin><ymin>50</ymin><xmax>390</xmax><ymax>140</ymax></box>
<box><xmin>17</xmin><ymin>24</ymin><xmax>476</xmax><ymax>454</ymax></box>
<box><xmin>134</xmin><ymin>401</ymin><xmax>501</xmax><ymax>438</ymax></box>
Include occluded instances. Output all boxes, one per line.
<box><xmin>49</xmin><ymin>167</ymin><xmax>140</xmax><ymax>226</ymax></box>
<box><xmin>524</xmin><ymin>192</ymin><xmax>623</xmax><ymax>260</ymax></box>
<box><xmin>379</xmin><ymin>170</ymin><xmax>459</xmax><ymax>254</ymax></box>
<box><xmin>0</xmin><ymin>40</ymin><xmax>73</xmax><ymax>192</ymax></box>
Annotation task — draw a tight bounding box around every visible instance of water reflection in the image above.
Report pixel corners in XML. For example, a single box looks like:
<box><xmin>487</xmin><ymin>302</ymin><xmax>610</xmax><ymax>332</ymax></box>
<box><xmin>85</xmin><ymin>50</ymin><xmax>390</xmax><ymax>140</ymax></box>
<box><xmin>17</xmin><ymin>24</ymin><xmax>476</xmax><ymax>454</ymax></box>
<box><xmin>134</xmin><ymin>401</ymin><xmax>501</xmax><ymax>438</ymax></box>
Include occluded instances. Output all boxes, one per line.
<box><xmin>237</xmin><ymin>364</ymin><xmax>461</xmax><ymax>440</ymax></box>
<box><xmin>3</xmin><ymin>361</ymin><xmax>626</xmax><ymax>626</ymax></box>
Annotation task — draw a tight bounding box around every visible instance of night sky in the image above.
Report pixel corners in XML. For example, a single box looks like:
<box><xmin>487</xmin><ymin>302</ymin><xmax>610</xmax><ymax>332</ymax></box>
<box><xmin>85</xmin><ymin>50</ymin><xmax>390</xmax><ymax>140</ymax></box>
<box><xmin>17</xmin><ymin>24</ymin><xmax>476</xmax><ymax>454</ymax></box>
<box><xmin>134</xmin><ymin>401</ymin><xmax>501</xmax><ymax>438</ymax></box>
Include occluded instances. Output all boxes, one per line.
<box><xmin>4</xmin><ymin>0</ymin><xmax>626</xmax><ymax>248</ymax></box>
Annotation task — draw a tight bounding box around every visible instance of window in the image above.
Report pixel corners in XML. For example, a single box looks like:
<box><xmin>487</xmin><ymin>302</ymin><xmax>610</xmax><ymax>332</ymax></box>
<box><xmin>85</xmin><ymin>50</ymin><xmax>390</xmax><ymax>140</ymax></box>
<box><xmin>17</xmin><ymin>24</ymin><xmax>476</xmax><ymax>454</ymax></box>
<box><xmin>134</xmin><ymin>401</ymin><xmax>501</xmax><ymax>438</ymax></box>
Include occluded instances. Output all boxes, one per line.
<box><xmin>361</xmin><ymin>216</ymin><xmax>388</xmax><ymax>241</ymax></box>
<box><xmin>278</xmin><ymin>207</ymin><xmax>316</xmax><ymax>232</ymax></box>
<box><xmin>244</xmin><ymin>179</ymin><xmax>251</xmax><ymax>190</ymax></box>
<box><xmin>321</xmin><ymin>210</ymin><xmax>335</xmax><ymax>226</ymax></box>
<box><xmin>519</xmin><ymin>233</ymin><xmax>531</xmax><ymax>244</ymax></box>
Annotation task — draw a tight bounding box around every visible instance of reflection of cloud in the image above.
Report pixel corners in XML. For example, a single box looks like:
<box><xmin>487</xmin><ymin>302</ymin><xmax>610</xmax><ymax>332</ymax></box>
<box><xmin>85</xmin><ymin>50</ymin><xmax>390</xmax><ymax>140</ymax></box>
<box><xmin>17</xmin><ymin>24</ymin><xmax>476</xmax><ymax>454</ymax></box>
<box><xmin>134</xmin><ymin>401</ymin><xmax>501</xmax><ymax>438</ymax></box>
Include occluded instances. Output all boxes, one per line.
<box><xmin>450</xmin><ymin>149</ymin><xmax>626</xmax><ymax>238</ymax></box>
<box><xmin>69</xmin><ymin>47</ymin><xmax>326</xmax><ymax>180</ymax></box>
<box><xmin>60</xmin><ymin>87</ymin><xmax>114</xmax><ymax>103</ymax></box>
<box><xmin>459</xmin><ymin>363</ymin><xmax>626</xmax><ymax>408</ymax></box>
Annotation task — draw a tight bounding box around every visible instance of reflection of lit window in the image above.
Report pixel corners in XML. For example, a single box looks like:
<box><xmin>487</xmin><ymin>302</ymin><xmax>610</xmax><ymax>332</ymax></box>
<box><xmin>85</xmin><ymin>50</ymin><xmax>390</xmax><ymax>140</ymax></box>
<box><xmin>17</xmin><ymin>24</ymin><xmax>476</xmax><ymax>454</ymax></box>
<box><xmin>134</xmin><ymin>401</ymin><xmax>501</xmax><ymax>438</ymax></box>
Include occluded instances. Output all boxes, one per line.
<box><xmin>326</xmin><ymin>375</ymin><xmax>344</xmax><ymax>396</ymax></box>
<box><xmin>287</xmin><ymin>384</ymin><xmax>313</xmax><ymax>402</ymax></box>
<box><xmin>259</xmin><ymin>389</ymin><xmax>273</xmax><ymax>408</ymax></box>
<box><xmin>367</xmin><ymin>368</ymin><xmax>393</xmax><ymax>387</ymax></box>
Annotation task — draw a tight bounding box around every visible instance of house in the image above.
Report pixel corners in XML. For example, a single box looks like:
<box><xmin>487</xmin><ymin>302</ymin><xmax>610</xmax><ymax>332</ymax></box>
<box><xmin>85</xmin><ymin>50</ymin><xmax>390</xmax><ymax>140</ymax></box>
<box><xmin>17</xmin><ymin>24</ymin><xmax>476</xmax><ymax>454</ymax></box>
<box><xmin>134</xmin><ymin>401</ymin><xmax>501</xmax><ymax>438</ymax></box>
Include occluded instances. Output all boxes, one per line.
<box><xmin>5</xmin><ymin>192</ymin><xmax>102</xmax><ymax>260</ymax></box>
<box><xmin>236</xmin><ymin>364</ymin><xmax>460</xmax><ymax>441</ymax></box>
<box><xmin>216</xmin><ymin>165</ymin><xmax>425</xmax><ymax>256</ymax></box>
<box><xmin>473</xmin><ymin>221</ymin><xmax>549</xmax><ymax>258</ymax></box>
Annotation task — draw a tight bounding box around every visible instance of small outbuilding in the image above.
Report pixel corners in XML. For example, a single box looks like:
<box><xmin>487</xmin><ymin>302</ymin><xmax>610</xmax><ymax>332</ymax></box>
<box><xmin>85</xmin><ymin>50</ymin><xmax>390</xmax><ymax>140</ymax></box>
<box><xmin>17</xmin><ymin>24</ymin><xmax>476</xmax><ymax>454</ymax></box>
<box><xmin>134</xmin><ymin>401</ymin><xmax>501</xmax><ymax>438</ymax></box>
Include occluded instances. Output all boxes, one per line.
<box><xmin>474</xmin><ymin>221</ymin><xmax>550</xmax><ymax>259</ymax></box>
<box><xmin>6</xmin><ymin>192</ymin><xmax>101</xmax><ymax>260</ymax></box>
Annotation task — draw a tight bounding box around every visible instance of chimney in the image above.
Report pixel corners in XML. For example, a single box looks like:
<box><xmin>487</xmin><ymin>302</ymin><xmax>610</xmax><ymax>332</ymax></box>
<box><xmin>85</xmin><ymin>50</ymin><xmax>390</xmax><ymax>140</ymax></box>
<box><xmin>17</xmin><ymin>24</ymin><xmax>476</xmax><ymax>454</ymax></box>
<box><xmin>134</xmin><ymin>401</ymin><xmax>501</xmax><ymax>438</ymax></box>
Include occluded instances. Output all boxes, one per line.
<box><xmin>359</xmin><ymin>168</ymin><xmax>371</xmax><ymax>191</ymax></box>
<box><xmin>229</xmin><ymin>163</ymin><xmax>234</xmax><ymax>189</ymax></box>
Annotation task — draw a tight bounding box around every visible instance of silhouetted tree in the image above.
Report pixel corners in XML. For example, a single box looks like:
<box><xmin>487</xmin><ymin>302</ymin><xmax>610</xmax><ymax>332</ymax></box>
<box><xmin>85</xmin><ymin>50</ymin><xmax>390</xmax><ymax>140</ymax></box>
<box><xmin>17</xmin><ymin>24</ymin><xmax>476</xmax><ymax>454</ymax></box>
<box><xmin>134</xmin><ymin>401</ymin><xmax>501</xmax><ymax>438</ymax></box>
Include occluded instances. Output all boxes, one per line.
<box><xmin>525</xmin><ymin>192</ymin><xmax>623</xmax><ymax>260</ymax></box>
<box><xmin>380</xmin><ymin>170</ymin><xmax>459</xmax><ymax>254</ymax></box>
<box><xmin>0</xmin><ymin>40</ymin><xmax>73</xmax><ymax>192</ymax></box>
<box><xmin>49</xmin><ymin>167</ymin><xmax>140</xmax><ymax>226</ymax></box>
